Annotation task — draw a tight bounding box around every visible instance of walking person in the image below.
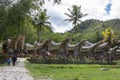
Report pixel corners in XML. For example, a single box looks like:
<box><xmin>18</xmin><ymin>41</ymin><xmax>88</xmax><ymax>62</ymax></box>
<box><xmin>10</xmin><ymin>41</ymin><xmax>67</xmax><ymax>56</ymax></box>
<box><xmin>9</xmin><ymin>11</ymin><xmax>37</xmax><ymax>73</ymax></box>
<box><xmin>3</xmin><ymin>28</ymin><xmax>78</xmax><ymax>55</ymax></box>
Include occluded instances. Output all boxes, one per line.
<box><xmin>7</xmin><ymin>57</ymin><xmax>11</xmax><ymax>66</ymax></box>
<box><xmin>7</xmin><ymin>52</ymin><xmax>12</xmax><ymax>66</ymax></box>
<box><xmin>12</xmin><ymin>54</ymin><xmax>17</xmax><ymax>66</ymax></box>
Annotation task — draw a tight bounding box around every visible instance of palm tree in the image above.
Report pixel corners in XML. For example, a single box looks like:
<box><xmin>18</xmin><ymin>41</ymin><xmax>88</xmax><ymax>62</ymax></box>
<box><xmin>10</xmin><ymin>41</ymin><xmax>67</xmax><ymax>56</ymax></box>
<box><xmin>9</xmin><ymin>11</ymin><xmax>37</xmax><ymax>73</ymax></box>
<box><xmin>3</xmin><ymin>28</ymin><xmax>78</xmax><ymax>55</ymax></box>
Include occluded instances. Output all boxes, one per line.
<box><xmin>65</xmin><ymin>5</ymin><xmax>88</xmax><ymax>32</ymax></box>
<box><xmin>53</xmin><ymin>0</ymin><xmax>61</xmax><ymax>4</ymax></box>
<box><xmin>102</xmin><ymin>27</ymin><xmax>118</xmax><ymax>47</ymax></box>
<box><xmin>33</xmin><ymin>9</ymin><xmax>51</xmax><ymax>41</ymax></box>
<box><xmin>102</xmin><ymin>27</ymin><xmax>119</xmax><ymax>63</ymax></box>
<box><xmin>33</xmin><ymin>9</ymin><xmax>51</xmax><ymax>56</ymax></box>
<box><xmin>39</xmin><ymin>0</ymin><xmax>61</xmax><ymax>6</ymax></box>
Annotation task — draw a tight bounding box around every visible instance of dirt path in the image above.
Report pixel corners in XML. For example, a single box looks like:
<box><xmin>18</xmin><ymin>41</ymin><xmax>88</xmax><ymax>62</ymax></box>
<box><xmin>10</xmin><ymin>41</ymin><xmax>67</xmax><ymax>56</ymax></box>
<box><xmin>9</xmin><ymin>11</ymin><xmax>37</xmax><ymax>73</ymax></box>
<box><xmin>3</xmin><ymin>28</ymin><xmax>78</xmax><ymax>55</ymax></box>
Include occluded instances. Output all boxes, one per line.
<box><xmin>0</xmin><ymin>58</ymin><xmax>34</xmax><ymax>80</ymax></box>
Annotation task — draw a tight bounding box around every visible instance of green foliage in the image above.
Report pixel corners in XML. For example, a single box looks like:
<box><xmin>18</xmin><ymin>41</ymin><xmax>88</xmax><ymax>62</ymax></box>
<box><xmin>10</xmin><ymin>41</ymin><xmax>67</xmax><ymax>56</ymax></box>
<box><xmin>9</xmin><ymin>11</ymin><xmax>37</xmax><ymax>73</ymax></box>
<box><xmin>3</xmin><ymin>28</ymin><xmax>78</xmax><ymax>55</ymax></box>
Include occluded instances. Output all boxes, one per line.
<box><xmin>0</xmin><ymin>54</ymin><xmax>8</xmax><ymax>64</ymax></box>
<box><xmin>65</xmin><ymin>5</ymin><xmax>88</xmax><ymax>31</ymax></box>
<box><xmin>22</xmin><ymin>19</ymin><xmax>37</xmax><ymax>43</ymax></box>
<box><xmin>25</xmin><ymin>61</ymin><xmax>120</xmax><ymax>80</ymax></box>
<box><xmin>0</xmin><ymin>0</ymin><xmax>37</xmax><ymax>41</ymax></box>
<box><xmin>0</xmin><ymin>0</ymin><xmax>120</xmax><ymax>44</ymax></box>
<box><xmin>33</xmin><ymin>9</ymin><xmax>51</xmax><ymax>40</ymax></box>
<box><xmin>102</xmin><ymin>27</ymin><xmax>118</xmax><ymax>44</ymax></box>
<box><xmin>27</xmin><ymin>57</ymin><xmax>71</xmax><ymax>64</ymax></box>
<box><xmin>68</xmin><ymin>19</ymin><xmax>120</xmax><ymax>43</ymax></box>
<box><xmin>0</xmin><ymin>0</ymin><xmax>62</xmax><ymax>43</ymax></box>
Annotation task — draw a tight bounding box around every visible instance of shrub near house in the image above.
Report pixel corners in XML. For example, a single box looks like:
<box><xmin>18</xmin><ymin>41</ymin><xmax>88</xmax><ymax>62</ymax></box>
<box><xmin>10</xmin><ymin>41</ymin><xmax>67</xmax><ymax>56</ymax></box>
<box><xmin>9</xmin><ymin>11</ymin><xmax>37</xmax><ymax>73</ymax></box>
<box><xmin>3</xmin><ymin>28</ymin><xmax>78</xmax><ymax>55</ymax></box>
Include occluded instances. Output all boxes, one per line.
<box><xmin>0</xmin><ymin>53</ymin><xmax>8</xmax><ymax>64</ymax></box>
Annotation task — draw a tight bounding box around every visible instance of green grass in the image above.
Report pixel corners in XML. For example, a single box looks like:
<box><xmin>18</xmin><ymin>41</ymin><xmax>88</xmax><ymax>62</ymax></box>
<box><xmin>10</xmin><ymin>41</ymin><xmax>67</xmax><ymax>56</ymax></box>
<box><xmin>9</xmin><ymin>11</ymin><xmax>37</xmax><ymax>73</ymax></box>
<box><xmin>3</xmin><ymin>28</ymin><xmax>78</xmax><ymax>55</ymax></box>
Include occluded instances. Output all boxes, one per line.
<box><xmin>25</xmin><ymin>61</ymin><xmax>120</xmax><ymax>80</ymax></box>
<box><xmin>0</xmin><ymin>63</ymin><xmax>6</xmax><ymax>67</ymax></box>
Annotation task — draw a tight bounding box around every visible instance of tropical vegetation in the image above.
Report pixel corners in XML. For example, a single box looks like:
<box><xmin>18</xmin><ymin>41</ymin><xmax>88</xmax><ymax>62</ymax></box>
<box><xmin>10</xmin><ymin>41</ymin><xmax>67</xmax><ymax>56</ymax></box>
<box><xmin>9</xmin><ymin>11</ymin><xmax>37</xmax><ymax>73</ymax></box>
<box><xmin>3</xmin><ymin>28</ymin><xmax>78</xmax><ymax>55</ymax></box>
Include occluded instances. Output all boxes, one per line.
<box><xmin>0</xmin><ymin>0</ymin><xmax>120</xmax><ymax>80</ymax></box>
<box><xmin>65</xmin><ymin>5</ymin><xmax>88</xmax><ymax>31</ymax></box>
<box><xmin>0</xmin><ymin>0</ymin><xmax>120</xmax><ymax>44</ymax></box>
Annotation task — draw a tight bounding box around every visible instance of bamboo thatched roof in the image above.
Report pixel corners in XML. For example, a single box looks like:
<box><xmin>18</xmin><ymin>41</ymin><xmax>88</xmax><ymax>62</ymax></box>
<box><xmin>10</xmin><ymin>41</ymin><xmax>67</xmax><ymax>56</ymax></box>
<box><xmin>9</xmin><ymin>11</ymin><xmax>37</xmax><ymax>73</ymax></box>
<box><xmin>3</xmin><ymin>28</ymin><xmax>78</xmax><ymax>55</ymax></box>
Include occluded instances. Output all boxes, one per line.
<box><xmin>113</xmin><ymin>46</ymin><xmax>120</xmax><ymax>54</ymax></box>
<box><xmin>95</xmin><ymin>42</ymin><xmax>109</xmax><ymax>52</ymax></box>
<box><xmin>25</xmin><ymin>38</ymin><xmax>120</xmax><ymax>55</ymax></box>
<box><xmin>36</xmin><ymin>39</ymin><xmax>51</xmax><ymax>49</ymax></box>
<box><xmin>49</xmin><ymin>41</ymin><xmax>61</xmax><ymax>51</ymax></box>
<box><xmin>26</xmin><ymin>39</ymin><xmax>52</xmax><ymax>51</ymax></box>
<box><xmin>84</xmin><ymin>41</ymin><xmax>95</xmax><ymax>46</ymax></box>
<box><xmin>2</xmin><ymin>35</ymin><xmax>25</xmax><ymax>52</ymax></box>
<box><xmin>116</xmin><ymin>49</ymin><xmax>120</xmax><ymax>54</ymax></box>
<box><xmin>67</xmin><ymin>40</ymin><xmax>85</xmax><ymax>50</ymax></box>
<box><xmin>34</xmin><ymin>41</ymin><xmax>43</xmax><ymax>47</ymax></box>
<box><xmin>49</xmin><ymin>38</ymin><xmax>71</xmax><ymax>51</ymax></box>
<box><xmin>25</xmin><ymin>43</ymin><xmax>35</xmax><ymax>50</ymax></box>
<box><xmin>16</xmin><ymin>35</ymin><xmax>25</xmax><ymax>50</ymax></box>
<box><xmin>51</xmin><ymin>41</ymin><xmax>61</xmax><ymax>46</ymax></box>
<box><xmin>108</xmin><ymin>46</ymin><xmax>119</xmax><ymax>54</ymax></box>
<box><xmin>2</xmin><ymin>39</ymin><xmax>14</xmax><ymax>53</ymax></box>
<box><xmin>81</xmin><ymin>41</ymin><xmax>102</xmax><ymax>52</ymax></box>
<box><xmin>7</xmin><ymin>39</ymin><xmax>17</xmax><ymax>49</ymax></box>
<box><xmin>59</xmin><ymin>38</ymin><xmax>71</xmax><ymax>47</ymax></box>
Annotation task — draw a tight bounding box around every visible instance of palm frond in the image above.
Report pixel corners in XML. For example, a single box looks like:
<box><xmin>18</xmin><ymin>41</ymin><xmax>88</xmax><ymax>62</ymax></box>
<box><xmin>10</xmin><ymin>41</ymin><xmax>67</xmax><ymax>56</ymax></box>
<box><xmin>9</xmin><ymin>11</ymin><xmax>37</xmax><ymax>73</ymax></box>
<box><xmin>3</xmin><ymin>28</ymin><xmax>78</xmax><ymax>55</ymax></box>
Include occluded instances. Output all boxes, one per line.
<box><xmin>78</xmin><ymin>20</ymin><xmax>83</xmax><ymax>23</ymax></box>
<box><xmin>64</xmin><ymin>13</ymin><xmax>73</xmax><ymax>18</ymax></box>
<box><xmin>44</xmin><ymin>21</ymin><xmax>51</xmax><ymax>26</ymax></box>
<box><xmin>82</xmin><ymin>14</ymin><xmax>89</xmax><ymax>17</ymax></box>
<box><xmin>64</xmin><ymin>19</ymin><xmax>74</xmax><ymax>22</ymax></box>
<box><xmin>64</xmin><ymin>5</ymin><xmax>88</xmax><ymax>27</ymax></box>
<box><xmin>67</xmin><ymin>8</ymin><xmax>74</xmax><ymax>16</ymax></box>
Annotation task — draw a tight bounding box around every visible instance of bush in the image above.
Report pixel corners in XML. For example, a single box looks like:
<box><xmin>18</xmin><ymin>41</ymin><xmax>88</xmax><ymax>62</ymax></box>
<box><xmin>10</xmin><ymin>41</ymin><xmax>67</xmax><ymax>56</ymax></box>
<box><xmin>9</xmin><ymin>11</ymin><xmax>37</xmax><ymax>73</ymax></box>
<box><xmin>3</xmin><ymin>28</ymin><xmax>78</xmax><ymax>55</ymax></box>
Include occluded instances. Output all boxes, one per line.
<box><xmin>0</xmin><ymin>53</ymin><xmax>8</xmax><ymax>64</ymax></box>
<box><xmin>27</xmin><ymin>56</ymin><xmax>73</xmax><ymax>64</ymax></box>
<box><xmin>115</xmin><ymin>60</ymin><xmax>120</xmax><ymax>65</ymax></box>
<box><xmin>27</xmin><ymin>56</ymin><xmax>118</xmax><ymax>64</ymax></box>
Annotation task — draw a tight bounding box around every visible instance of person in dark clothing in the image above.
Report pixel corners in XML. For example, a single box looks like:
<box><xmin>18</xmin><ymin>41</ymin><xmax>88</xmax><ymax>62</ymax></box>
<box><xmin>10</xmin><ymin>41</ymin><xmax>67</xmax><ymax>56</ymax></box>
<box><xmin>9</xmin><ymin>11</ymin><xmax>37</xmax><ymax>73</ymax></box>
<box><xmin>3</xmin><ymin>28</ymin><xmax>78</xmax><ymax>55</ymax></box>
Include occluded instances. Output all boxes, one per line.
<box><xmin>12</xmin><ymin>55</ymin><xmax>17</xmax><ymax>66</ymax></box>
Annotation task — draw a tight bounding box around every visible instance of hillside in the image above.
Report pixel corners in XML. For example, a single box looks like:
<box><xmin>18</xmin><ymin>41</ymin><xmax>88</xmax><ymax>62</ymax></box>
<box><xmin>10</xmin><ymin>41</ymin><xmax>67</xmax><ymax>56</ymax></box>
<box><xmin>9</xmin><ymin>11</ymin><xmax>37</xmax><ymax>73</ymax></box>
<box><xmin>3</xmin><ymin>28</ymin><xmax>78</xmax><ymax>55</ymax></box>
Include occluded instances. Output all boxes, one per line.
<box><xmin>68</xmin><ymin>19</ymin><xmax>120</xmax><ymax>42</ymax></box>
<box><xmin>70</xmin><ymin>19</ymin><xmax>120</xmax><ymax>34</ymax></box>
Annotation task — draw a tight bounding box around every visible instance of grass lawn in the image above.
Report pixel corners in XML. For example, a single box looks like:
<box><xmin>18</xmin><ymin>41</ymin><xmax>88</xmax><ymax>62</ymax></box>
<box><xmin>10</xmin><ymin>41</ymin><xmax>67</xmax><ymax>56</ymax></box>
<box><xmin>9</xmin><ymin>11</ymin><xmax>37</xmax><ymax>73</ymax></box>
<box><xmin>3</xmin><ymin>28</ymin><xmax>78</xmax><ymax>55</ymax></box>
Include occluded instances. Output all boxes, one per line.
<box><xmin>0</xmin><ymin>61</ymin><xmax>7</xmax><ymax>67</ymax></box>
<box><xmin>25</xmin><ymin>61</ymin><xmax>120</xmax><ymax>80</ymax></box>
<box><xmin>0</xmin><ymin>63</ymin><xmax>6</xmax><ymax>67</ymax></box>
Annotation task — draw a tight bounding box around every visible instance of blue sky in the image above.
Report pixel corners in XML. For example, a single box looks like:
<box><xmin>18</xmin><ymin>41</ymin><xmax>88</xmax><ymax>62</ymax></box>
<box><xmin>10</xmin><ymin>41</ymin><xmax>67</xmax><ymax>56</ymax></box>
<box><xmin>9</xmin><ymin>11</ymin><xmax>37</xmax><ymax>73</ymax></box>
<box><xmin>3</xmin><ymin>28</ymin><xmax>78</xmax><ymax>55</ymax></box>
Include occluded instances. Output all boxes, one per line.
<box><xmin>105</xmin><ymin>0</ymin><xmax>112</xmax><ymax>15</ymax></box>
<box><xmin>43</xmin><ymin>0</ymin><xmax>120</xmax><ymax>33</ymax></box>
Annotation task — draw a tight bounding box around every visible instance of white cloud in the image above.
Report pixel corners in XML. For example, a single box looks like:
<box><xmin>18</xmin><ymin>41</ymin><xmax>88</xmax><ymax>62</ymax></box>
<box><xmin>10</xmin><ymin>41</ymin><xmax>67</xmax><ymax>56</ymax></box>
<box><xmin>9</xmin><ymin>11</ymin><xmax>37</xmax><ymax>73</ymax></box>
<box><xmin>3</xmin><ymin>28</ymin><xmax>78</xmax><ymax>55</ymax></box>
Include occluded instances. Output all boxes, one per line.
<box><xmin>110</xmin><ymin>0</ymin><xmax>120</xmax><ymax>18</ymax></box>
<box><xmin>43</xmin><ymin>0</ymin><xmax>120</xmax><ymax>33</ymax></box>
<box><xmin>52</xmin><ymin>25</ymin><xmax>71</xmax><ymax>33</ymax></box>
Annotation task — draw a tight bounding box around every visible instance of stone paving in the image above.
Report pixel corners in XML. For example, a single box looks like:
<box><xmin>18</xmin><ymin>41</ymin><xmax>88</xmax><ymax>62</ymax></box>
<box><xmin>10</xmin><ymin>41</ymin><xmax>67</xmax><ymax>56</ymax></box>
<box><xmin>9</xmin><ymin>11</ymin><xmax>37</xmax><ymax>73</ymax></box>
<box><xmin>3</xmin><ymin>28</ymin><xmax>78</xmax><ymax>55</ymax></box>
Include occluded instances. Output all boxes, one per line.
<box><xmin>0</xmin><ymin>58</ymin><xmax>34</xmax><ymax>80</ymax></box>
